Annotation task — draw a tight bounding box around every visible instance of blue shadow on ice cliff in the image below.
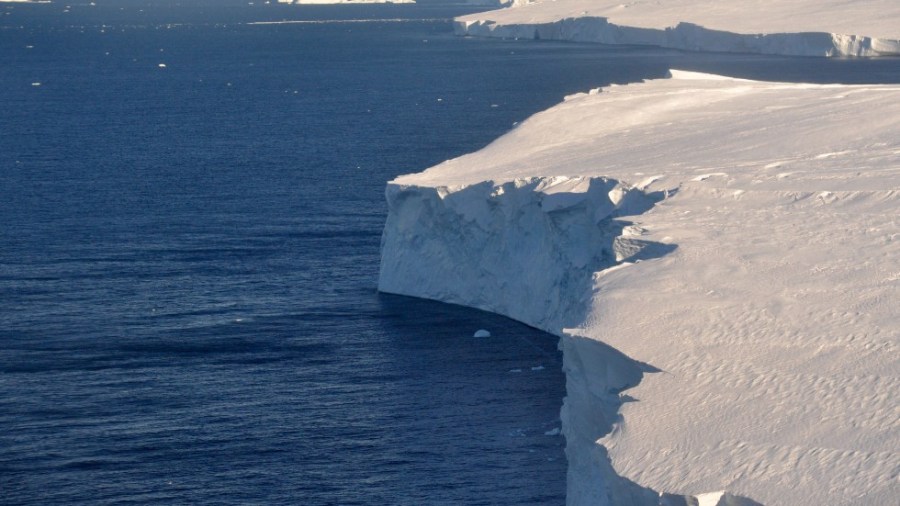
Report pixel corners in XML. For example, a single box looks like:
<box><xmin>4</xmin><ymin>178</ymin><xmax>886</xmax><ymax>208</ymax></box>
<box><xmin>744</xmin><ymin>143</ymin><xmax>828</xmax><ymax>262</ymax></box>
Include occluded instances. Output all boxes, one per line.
<box><xmin>378</xmin><ymin>176</ymin><xmax>682</xmax><ymax>503</ymax></box>
<box><xmin>379</xmin><ymin>176</ymin><xmax>764</xmax><ymax>505</ymax></box>
<box><xmin>378</xmin><ymin>176</ymin><xmax>678</xmax><ymax>331</ymax></box>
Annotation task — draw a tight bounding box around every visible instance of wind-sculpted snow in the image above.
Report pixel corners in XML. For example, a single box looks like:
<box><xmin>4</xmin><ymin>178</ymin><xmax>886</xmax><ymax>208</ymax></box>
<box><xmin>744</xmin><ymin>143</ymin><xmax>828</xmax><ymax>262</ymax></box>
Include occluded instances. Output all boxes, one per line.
<box><xmin>455</xmin><ymin>0</ymin><xmax>900</xmax><ymax>56</ymax></box>
<box><xmin>379</xmin><ymin>72</ymin><xmax>900</xmax><ymax>505</ymax></box>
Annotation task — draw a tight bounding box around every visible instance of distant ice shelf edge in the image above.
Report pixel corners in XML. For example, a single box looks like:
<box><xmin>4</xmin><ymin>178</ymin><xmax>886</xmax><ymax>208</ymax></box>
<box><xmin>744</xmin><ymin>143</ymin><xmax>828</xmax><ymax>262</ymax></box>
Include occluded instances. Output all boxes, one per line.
<box><xmin>453</xmin><ymin>17</ymin><xmax>900</xmax><ymax>57</ymax></box>
<box><xmin>277</xmin><ymin>0</ymin><xmax>416</xmax><ymax>4</ymax></box>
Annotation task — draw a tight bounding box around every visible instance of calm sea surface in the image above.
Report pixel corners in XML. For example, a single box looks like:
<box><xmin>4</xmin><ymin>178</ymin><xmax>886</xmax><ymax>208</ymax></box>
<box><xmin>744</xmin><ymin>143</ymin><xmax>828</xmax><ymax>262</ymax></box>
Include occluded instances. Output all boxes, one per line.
<box><xmin>2</xmin><ymin>1</ymin><xmax>899</xmax><ymax>504</ymax></box>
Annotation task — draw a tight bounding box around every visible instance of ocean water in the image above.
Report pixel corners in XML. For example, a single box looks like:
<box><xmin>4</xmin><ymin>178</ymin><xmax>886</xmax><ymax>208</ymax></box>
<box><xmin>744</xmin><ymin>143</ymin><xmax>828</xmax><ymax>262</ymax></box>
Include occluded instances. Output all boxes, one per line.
<box><xmin>3</xmin><ymin>1</ymin><xmax>900</xmax><ymax>505</ymax></box>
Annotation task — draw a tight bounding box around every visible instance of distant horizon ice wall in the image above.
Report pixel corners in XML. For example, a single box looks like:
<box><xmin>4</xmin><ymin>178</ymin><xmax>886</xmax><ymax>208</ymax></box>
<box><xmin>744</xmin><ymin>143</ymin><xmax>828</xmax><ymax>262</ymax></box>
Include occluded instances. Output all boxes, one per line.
<box><xmin>455</xmin><ymin>17</ymin><xmax>900</xmax><ymax>57</ymax></box>
<box><xmin>453</xmin><ymin>0</ymin><xmax>900</xmax><ymax>57</ymax></box>
<box><xmin>277</xmin><ymin>0</ymin><xmax>416</xmax><ymax>5</ymax></box>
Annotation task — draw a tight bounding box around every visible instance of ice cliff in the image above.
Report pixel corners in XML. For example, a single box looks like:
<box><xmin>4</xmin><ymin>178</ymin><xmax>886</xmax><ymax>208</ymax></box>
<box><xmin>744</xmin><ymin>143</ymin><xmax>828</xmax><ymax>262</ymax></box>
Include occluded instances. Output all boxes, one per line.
<box><xmin>380</xmin><ymin>176</ymin><xmax>672</xmax><ymax>333</ymax></box>
<box><xmin>379</xmin><ymin>72</ymin><xmax>900</xmax><ymax>505</ymax></box>
<box><xmin>454</xmin><ymin>0</ymin><xmax>900</xmax><ymax>57</ymax></box>
<box><xmin>277</xmin><ymin>0</ymin><xmax>415</xmax><ymax>4</ymax></box>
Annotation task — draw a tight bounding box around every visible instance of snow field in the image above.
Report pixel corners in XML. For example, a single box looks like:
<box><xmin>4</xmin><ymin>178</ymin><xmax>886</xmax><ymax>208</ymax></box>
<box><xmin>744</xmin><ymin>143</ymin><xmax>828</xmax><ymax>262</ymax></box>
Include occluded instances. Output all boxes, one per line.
<box><xmin>379</xmin><ymin>72</ymin><xmax>899</xmax><ymax>505</ymax></box>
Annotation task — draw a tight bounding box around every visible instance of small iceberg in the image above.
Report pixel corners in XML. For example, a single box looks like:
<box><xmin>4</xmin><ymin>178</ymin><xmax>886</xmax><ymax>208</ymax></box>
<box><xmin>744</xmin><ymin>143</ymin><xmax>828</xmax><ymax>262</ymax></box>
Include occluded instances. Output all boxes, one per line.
<box><xmin>473</xmin><ymin>329</ymin><xmax>490</xmax><ymax>337</ymax></box>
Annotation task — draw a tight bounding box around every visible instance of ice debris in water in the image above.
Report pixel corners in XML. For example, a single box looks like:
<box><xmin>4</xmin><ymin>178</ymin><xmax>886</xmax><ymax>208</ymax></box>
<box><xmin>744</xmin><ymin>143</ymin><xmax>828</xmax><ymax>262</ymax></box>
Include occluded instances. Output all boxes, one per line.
<box><xmin>545</xmin><ymin>427</ymin><xmax>561</xmax><ymax>436</ymax></box>
<box><xmin>473</xmin><ymin>329</ymin><xmax>490</xmax><ymax>337</ymax></box>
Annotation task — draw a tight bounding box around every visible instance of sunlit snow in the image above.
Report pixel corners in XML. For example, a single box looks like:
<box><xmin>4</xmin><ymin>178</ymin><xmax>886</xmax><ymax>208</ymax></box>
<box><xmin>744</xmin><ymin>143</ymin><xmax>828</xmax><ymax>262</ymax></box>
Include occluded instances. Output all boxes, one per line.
<box><xmin>379</xmin><ymin>71</ymin><xmax>900</xmax><ymax>505</ymax></box>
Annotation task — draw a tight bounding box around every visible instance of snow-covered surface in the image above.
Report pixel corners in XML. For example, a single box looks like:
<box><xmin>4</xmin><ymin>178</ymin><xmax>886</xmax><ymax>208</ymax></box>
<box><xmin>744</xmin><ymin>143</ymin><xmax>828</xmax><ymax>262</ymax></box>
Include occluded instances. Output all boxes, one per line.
<box><xmin>379</xmin><ymin>72</ymin><xmax>899</xmax><ymax>505</ymax></box>
<box><xmin>455</xmin><ymin>0</ymin><xmax>900</xmax><ymax>56</ymax></box>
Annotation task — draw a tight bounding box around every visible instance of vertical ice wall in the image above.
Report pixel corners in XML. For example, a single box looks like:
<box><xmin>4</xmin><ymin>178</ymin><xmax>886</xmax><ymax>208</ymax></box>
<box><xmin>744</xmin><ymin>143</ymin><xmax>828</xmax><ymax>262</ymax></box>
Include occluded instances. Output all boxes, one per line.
<box><xmin>379</xmin><ymin>176</ymin><xmax>672</xmax><ymax>333</ymax></box>
<box><xmin>379</xmin><ymin>176</ymin><xmax>683</xmax><ymax>505</ymax></box>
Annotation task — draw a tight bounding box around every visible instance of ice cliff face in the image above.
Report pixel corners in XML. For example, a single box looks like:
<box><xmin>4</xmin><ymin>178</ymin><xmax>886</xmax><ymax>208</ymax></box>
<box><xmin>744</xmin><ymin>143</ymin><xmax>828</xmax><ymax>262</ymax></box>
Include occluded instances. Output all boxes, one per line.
<box><xmin>454</xmin><ymin>0</ymin><xmax>900</xmax><ymax>57</ymax></box>
<box><xmin>379</xmin><ymin>176</ymin><xmax>670</xmax><ymax>333</ymax></box>
<box><xmin>379</xmin><ymin>176</ymin><xmax>663</xmax><ymax>505</ymax></box>
<box><xmin>379</xmin><ymin>176</ymin><xmax>763</xmax><ymax>506</ymax></box>
<box><xmin>456</xmin><ymin>17</ymin><xmax>900</xmax><ymax>57</ymax></box>
<box><xmin>380</xmin><ymin>177</ymin><xmax>756</xmax><ymax>506</ymax></box>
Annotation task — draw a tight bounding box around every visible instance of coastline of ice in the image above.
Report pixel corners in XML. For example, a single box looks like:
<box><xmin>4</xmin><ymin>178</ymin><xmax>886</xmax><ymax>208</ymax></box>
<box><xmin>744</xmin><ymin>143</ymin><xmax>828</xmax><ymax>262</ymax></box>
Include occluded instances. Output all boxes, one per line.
<box><xmin>276</xmin><ymin>0</ymin><xmax>416</xmax><ymax>5</ymax></box>
<box><xmin>454</xmin><ymin>0</ymin><xmax>900</xmax><ymax>57</ymax></box>
<box><xmin>378</xmin><ymin>71</ymin><xmax>900</xmax><ymax>505</ymax></box>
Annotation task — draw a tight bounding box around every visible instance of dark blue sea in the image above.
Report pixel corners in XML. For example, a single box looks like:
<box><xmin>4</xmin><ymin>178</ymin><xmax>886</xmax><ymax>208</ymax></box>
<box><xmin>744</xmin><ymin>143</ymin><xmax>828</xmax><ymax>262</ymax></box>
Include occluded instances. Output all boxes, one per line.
<box><xmin>2</xmin><ymin>1</ymin><xmax>899</xmax><ymax>504</ymax></box>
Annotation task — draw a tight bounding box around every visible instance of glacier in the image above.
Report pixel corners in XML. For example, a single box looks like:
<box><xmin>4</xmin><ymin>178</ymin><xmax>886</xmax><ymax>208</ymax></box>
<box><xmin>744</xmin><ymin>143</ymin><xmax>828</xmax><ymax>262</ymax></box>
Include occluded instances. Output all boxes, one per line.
<box><xmin>379</xmin><ymin>72</ymin><xmax>900</xmax><ymax>505</ymax></box>
<box><xmin>454</xmin><ymin>0</ymin><xmax>900</xmax><ymax>57</ymax></box>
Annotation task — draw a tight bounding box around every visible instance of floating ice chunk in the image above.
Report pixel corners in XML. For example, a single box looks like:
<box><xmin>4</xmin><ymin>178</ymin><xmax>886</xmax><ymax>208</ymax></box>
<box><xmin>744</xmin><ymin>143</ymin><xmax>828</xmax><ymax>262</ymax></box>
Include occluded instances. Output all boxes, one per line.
<box><xmin>544</xmin><ymin>427</ymin><xmax>561</xmax><ymax>436</ymax></box>
<box><xmin>158</xmin><ymin>63</ymin><xmax>167</xmax><ymax>68</ymax></box>
<box><xmin>473</xmin><ymin>329</ymin><xmax>490</xmax><ymax>337</ymax></box>
<box><xmin>31</xmin><ymin>82</ymin><xmax>41</xmax><ymax>87</ymax></box>
<box><xmin>509</xmin><ymin>368</ymin><xmax>522</xmax><ymax>373</ymax></box>
<box><xmin>531</xmin><ymin>365</ymin><xmax>544</xmax><ymax>371</ymax></box>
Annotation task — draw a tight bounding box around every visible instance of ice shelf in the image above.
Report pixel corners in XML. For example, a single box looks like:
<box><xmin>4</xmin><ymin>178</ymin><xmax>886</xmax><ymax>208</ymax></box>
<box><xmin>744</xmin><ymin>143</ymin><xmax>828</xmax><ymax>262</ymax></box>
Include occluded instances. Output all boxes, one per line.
<box><xmin>378</xmin><ymin>72</ymin><xmax>900</xmax><ymax>505</ymax></box>
<box><xmin>276</xmin><ymin>0</ymin><xmax>415</xmax><ymax>5</ymax></box>
<box><xmin>454</xmin><ymin>0</ymin><xmax>900</xmax><ymax>57</ymax></box>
